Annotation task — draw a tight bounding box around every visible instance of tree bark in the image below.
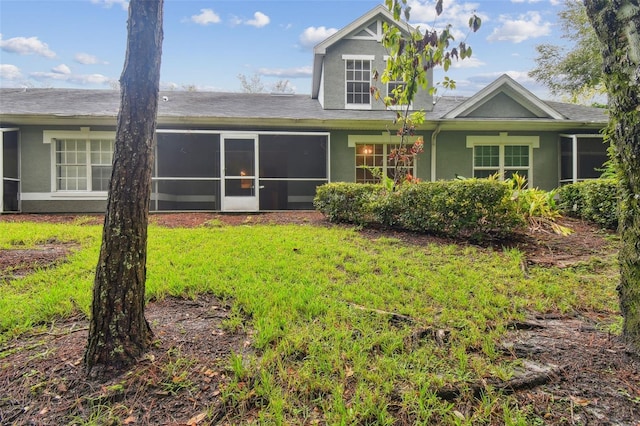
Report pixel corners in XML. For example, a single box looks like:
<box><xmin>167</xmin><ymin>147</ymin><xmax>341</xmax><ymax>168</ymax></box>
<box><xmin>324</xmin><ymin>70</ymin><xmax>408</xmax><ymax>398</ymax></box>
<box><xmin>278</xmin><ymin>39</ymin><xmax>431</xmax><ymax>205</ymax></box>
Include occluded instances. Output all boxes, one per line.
<box><xmin>84</xmin><ymin>0</ymin><xmax>163</xmax><ymax>376</ymax></box>
<box><xmin>584</xmin><ymin>0</ymin><xmax>640</xmax><ymax>352</ymax></box>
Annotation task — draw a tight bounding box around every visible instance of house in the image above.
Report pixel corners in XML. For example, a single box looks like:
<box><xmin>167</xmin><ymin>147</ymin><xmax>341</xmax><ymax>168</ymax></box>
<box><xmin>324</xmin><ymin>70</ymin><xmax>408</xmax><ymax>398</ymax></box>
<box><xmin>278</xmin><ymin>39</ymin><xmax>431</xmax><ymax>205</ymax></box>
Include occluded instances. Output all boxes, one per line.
<box><xmin>0</xmin><ymin>5</ymin><xmax>608</xmax><ymax>214</ymax></box>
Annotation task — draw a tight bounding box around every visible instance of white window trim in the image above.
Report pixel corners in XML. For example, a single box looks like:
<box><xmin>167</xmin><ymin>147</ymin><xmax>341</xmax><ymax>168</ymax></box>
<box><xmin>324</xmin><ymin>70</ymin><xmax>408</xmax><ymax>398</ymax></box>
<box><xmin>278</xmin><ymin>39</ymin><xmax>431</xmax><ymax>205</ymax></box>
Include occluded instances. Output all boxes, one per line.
<box><xmin>343</xmin><ymin>55</ymin><xmax>374</xmax><ymax>110</ymax></box>
<box><xmin>466</xmin><ymin>132</ymin><xmax>539</xmax><ymax>186</ymax></box>
<box><xmin>44</xmin><ymin>127</ymin><xmax>115</xmax><ymax>195</ymax></box>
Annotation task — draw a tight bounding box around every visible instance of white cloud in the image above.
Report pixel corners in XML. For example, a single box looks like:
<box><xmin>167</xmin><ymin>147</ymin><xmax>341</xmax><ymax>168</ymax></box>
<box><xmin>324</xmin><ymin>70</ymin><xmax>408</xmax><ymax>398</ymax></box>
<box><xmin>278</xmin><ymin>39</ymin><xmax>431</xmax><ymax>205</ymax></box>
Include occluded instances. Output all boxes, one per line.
<box><xmin>406</xmin><ymin>0</ymin><xmax>488</xmax><ymax>33</ymax></box>
<box><xmin>299</xmin><ymin>26</ymin><xmax>338</xmax><ymax>49</ymax></box>
<box><xmin>191</xmin><ymin>9</ymin><xmax>221</xmax><ymax>26</ymax></box>
<box><xmin>75</xmin><ymin>52</ymin><xmax>106</xmax><ymax>65</ymax></box>
<box><xmin>30</xmin><ymin>70</ymin><xmax>114</xmax><ymax>86</ymax></box>
<box><xmin>487</xmin><ymin>11</ymin><xmax>552</xmax><ymax>43</ymax></box>
<box><xmin>450</xmin><ymin>56</ymin><xmax>485</xmax><ymax>68</ymax></box>
<box><xmin>231</xmin><ymin>11</ymin><xmax>271</xmax><ymax>28</ymax></box>
<box><xmin>0</xmin><ymin>64</ymin><xmax>22</xmax><ymax>80</ymax></box>
<box><xmin>52</xmin><ymin>64</ymin><xmax>71</xmax><ymax>75</ymax></box>
<box><xmin>90</xmin><ymin>0</ymin><xmax>128</xmax><ymax>11</ymax></box>
<box><xmin>0</xmin><ymin>34</ymin><xmax>56</xmax><ymax>58</ymax></box>
<box><xmin>246</xmin><ymin>12</ymin><xmax>270</xmax><ymax>28</ymax></box>
<box><xmin>258</xmin><ymin>66</ymin><xmax>313</xmax><ymax>78</ymax></box>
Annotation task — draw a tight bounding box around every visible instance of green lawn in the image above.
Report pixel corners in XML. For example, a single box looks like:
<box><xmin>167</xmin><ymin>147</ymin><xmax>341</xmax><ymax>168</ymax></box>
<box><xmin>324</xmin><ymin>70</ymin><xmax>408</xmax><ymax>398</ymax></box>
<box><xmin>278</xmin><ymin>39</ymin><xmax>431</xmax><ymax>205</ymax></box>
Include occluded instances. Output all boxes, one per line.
<box><xmin>0</xmin><ymin>219</ymin><xmax>620</xmax><ymax>424</ymax></box>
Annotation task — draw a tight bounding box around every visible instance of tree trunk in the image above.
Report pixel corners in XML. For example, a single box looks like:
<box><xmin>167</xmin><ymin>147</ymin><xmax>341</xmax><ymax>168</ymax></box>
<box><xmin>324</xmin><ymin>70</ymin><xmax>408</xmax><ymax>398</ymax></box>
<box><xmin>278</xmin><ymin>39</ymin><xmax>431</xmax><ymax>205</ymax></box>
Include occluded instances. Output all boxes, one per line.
<box><xmin>84</xmin><ymin>0</ymin><xmax>163</xmax><ymax>376</ymax></box>
<box><xmin>584</xmin><ymin>0</ymin><xmax>640</xmax><ymax>352</ymax></box>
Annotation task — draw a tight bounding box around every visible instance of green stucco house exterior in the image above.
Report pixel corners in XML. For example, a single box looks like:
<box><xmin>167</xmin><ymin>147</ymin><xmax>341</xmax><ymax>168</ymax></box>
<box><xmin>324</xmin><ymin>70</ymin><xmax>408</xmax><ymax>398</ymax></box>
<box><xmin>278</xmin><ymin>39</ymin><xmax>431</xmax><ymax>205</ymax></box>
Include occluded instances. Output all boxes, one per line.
<box><xmin>0</xmin><ymin>5</ymin><xmax>608</xmax><ymax>214</ymax></box>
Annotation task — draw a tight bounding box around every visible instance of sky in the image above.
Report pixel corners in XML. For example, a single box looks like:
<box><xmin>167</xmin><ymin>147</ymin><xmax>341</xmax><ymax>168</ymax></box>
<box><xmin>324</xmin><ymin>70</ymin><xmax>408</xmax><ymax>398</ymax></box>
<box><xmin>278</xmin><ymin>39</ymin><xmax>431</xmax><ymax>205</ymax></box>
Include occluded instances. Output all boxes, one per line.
<box><xmin>0</xmin><ymin>0</ymin><xmax>571</xmax><ymax>99</ymax></box>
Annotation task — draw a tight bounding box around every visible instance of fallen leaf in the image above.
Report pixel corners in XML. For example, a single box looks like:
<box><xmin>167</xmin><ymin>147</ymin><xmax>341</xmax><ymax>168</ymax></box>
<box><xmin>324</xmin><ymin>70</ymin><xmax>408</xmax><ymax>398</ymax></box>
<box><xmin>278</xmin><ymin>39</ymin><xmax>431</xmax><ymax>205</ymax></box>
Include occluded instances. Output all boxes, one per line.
<box><xmin>345</xmin><ymin>367</ymin><xmax>354</xmax><ymax>378</ymax></box>
<box><xmin>570</xmin><ymin>395</ymin><xmax>591</xmax><ymax>406</ymax></box>
<box><xmin>453</xmin><ymin>410</ymin><xmax>465</xmax><ymax>420</ymax></box>
<box><xmin>123</xmin><ymin>415</ymin><xmax>137</xmax><ymax>424</ymax></box>
<box><xmin>187</xmin><ymin>412</ymin><xmax>207</xmax><ymax>425</ymax></box>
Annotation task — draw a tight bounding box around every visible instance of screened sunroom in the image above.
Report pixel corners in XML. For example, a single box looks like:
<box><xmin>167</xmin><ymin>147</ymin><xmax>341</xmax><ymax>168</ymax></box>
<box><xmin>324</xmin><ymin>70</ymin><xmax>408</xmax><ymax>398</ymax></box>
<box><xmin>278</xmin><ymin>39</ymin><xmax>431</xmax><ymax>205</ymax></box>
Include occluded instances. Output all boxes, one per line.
<box><xmin>152</xmin><ymin>131</ymin><xmax>329</xmax><ymax>212</ymax></box>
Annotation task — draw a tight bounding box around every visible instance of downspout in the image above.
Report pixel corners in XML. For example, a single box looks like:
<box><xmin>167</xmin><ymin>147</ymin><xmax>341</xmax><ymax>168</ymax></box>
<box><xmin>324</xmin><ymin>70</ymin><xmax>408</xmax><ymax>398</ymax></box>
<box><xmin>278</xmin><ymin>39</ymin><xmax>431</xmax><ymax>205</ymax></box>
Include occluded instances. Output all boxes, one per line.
<box><xmin>571</xmin><ymin>134</ymin><xmax>578</xmax><ymax>184</ymax></box>
<box><xmin>430</xmin><ymin>124</ymin><xmax>442</xmax><ymax>182</ymax></box>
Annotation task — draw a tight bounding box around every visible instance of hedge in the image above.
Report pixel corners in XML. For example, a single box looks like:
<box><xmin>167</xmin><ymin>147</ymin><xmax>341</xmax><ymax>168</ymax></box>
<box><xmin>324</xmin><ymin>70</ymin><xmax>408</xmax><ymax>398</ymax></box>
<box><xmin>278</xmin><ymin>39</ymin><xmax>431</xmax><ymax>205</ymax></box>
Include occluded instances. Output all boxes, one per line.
<box><xmin>314</xmin><ymin>180</ymin><xmax>524</xmax><ymax>240</ymax></box>
<box><xmin>557</xmin><ymin>179</ymin><xmax>618</xmax><ymax>229</ymax></box>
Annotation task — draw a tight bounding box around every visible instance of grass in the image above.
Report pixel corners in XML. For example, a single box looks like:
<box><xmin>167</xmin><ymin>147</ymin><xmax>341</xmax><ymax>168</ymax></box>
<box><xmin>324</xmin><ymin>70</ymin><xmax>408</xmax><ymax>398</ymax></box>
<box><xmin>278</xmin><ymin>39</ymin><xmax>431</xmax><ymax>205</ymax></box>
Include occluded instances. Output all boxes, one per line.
<box><xmin>0</xmin><ymin>220</ymin><xmax>620</xmax><ymax>424</ymax></box>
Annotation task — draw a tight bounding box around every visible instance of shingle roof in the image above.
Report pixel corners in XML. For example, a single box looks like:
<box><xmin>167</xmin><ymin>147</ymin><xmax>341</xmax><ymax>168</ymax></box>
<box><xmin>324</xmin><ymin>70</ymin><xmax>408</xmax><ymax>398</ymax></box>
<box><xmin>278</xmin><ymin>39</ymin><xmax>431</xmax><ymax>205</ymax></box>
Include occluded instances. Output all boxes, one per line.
<box><xmin>0</xmin><ymin>87</ymin><xmax>608</xmax><ymax>125</ymax></box>
<box><xmin>0</xmin><ymin>88</ymin><xmax>391</xmax><ymax>122</ymax></box>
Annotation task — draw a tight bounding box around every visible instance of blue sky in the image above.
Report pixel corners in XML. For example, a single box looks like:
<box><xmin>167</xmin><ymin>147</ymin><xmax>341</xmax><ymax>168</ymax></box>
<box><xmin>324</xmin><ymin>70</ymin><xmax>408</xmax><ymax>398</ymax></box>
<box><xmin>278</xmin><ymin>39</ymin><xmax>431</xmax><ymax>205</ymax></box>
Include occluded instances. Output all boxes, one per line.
<box><xmin>0</xmin><ymin>0</ymin><xmax>569</xmax><ymax>99</ymax></box>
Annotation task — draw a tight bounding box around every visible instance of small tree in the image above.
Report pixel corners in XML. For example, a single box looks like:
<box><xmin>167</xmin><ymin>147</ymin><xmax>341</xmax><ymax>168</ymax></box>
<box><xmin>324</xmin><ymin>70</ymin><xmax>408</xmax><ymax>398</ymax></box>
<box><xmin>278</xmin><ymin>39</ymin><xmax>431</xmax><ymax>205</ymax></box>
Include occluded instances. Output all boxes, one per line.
<box><xmin>375</xmin><ymin>0</ymin><xmax>480</xmax><ymax>188</ymax></box>
<box><xmin>85</xmin><ymin>0</ymin><xmax>164</xmax><ymax>376</ymax></box>
<box><xmin>530</xmin><ymin>0</ymin><xmax>605</xmax><ymax>104</ymax></box>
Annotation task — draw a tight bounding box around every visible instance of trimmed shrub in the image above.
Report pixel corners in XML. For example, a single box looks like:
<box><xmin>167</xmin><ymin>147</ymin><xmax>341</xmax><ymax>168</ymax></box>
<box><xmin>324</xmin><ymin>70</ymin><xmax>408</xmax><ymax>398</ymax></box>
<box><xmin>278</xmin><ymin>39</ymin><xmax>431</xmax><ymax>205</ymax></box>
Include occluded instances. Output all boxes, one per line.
<box><xmin>377</xmin><ymin>180</ymin><xmax>523</xmax><ymax>240</ymax></box>
<box><xmin>557</xmin><ymin>179</ymin><xmax>618</xmax><ymax>229</ymax></box>
<box><xmin>315</xmin><ymin>180</ymin><xmax>524</xmax><ymax>240</ymax></box>
<box><xmin>314</xmin><ymin>183</ymin><xmax>385</xmax><ymax>225</ymax></box>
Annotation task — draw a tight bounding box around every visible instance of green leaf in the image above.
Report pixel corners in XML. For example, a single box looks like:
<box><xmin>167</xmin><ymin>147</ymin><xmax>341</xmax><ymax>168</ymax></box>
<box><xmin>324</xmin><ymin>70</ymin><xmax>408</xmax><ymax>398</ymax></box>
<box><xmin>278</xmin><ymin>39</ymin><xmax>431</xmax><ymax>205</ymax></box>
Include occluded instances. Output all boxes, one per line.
<box><xmin>470</xmin><ymin>15</ymin><xmax>482</xmax><ymax>32</ymax></box>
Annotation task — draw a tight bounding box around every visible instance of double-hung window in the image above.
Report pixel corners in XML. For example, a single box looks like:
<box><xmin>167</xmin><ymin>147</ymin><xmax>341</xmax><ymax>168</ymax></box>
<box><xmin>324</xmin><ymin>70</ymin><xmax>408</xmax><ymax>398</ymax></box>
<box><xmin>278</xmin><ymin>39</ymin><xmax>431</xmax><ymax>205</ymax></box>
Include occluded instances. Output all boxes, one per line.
<box><xmin>45</xmin><ymin>129</ymin><xmax>115</xmax><ymax>193</ymax></box>
<box><xmin>344</xmin><ymin>55</ymin><xmax>374</xmax><ymax>109</ymax></box>
<box><xmin>467</xmin><ymin>133</ymin><xmax>539</xmax><ymax>185</ymax></box>
<box><xmin>355</xmin><ymin>143</ymin><xmax>416</xmax><ymax>183</ymax></box>
<box><xmin>55</xmin><ymin>138</ymin><xmax>113</xmax><ymax>191</ymax></box>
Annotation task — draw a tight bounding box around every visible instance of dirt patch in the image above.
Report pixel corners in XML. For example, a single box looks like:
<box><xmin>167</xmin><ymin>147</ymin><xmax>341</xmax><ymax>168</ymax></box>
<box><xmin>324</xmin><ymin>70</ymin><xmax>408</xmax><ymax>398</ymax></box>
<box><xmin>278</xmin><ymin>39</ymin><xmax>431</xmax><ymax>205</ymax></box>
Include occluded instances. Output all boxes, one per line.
<box><xmin>0</xmin><ymin>295</ymin><xmax>250</xmax><ymax>425</ymax></box>
<box><xmin>1</xmin><ymin>212</ymin><xmax>638</xmax><ymax>425</ymax></box>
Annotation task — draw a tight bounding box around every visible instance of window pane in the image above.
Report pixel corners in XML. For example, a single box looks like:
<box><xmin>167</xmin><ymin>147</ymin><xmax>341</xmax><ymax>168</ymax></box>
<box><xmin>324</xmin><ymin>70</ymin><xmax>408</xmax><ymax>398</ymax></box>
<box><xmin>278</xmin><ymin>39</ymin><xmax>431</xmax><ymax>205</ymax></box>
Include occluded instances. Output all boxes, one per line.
<box><xmin>90</xmin><ymin>139</ymin><xmax>113</xmax><ymax>165</ymax></box>
<box><xmin>474</xmin><ymin>169</ymin><xmax>499</xmax><ymax>179</ymax></box>
<box><xmin>346</xmin><ymin>59</ymin><xmax>371</xmax><ymax>105</ymax></box>
<box><xmin>504</xmin><ymin>145</ymin><xmax>528</xmax><ymax>167</ymax></box>
<box><xmin>474</xmin><ymin>146</ymin><xmax>499</xmax><ymax>167</ymax></box>
<box><xmin>92</xmin><ymin>166</ymin><xmax>112</xmax><ymax>191</ymax></box>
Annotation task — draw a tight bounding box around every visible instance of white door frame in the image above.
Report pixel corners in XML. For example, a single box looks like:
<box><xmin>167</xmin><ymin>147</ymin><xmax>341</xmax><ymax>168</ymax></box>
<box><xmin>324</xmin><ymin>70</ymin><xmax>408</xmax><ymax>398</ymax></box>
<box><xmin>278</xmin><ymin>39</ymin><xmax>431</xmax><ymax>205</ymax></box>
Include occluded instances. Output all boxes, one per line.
<box><xmin>0</xmin><ymin>128</ymin><xmax>20</xmax><ymax>213</ymax></box>
<box><xmin>221</xmin><ymin>133</ymin><xmax>259</xmax><ymax>212</ymax></box>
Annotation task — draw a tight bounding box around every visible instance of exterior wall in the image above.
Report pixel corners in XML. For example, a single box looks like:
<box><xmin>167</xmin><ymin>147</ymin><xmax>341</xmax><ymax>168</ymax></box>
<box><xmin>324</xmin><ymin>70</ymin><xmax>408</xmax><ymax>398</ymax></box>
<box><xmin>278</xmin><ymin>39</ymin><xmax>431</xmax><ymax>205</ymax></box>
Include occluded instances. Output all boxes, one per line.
<box><xmin>321</xmin><ymin>38</ymin><xmax>433</xmax><ymax>111</ymax></box>
<box><xmin>11</xmin><ymin>123</ymin><xmax>601</xmax><ymax>213</ymax></box>
<box><xmin>22</xmin><ymin>199</ymin><xmax>107</xmax><ymax>213</ymax></box>
<box><xmin>329</xmin><ymin>129</ymin><xmax>432</xmax><ymax>183</ymax></box>
<box><xmin>329</xmin><ymin>131</ymin><xmax>355</xmax><ymax>182</ymax></box>
<box><xmin>435</xmin><ymin>130</ymin><xmax>560</xmax><ymax>191</ymax></box>
<box><xmin>19</xmin><ymin>126</ymin><xmax>54</xmax><ymax>193</ymax></box>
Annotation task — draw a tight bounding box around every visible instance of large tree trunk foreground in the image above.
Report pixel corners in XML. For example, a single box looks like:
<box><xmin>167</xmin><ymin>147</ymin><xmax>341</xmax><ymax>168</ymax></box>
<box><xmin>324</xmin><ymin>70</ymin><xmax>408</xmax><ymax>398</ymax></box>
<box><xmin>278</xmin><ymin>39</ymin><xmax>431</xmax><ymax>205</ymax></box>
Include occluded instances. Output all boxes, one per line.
<box><xmin>584</xmin><ymin>0</ymin><xmax>640</xmax><ymax>353</ymax></box>
<box><xmin>85</xmin><ymin>0</ymin><xmax>164</xmax><ymax>376</ymax></box>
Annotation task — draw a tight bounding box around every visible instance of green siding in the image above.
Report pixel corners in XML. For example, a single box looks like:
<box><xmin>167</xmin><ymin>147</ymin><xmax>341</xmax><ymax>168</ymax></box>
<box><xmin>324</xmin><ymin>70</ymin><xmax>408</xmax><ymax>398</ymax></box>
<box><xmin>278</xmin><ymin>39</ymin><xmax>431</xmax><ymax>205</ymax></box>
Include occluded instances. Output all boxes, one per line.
<box><xmin>435</xmin><ymin>131</ymin><xmax>560</xmax><ymax>191</ymax></box>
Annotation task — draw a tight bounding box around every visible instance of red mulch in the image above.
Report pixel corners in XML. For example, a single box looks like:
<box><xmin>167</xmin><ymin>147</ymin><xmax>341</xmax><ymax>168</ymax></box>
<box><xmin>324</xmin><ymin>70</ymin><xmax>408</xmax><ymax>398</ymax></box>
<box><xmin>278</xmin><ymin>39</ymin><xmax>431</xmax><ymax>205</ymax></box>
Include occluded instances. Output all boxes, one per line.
<box><xmin>0</xmin><ymin>212</ymin><xmax>638</xmax><ymax>425</ymax></box>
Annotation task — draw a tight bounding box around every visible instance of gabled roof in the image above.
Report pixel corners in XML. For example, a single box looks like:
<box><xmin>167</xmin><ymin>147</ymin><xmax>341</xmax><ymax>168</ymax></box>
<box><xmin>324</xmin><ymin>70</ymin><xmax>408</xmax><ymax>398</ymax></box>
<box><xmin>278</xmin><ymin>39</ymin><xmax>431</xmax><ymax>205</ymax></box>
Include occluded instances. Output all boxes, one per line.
<box><xmin>311</xmin><ymin>5</ymin><xmax>410</xmax><ymax>99</ymax></box>
<box><xmin>442</xmin><ymin>74</ymin><xmax>567</xmax><ymax>120</ymax></box>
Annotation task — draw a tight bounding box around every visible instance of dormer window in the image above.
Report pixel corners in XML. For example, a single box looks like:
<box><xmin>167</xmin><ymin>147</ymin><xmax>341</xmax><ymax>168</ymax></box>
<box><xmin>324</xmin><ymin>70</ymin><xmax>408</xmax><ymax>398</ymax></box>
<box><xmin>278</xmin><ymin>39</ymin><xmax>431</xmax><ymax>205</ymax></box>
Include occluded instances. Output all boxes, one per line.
<box><xmin>344</xmin><ymin>55</ymin><xmax>374</xmax><ymax>109</ymax></box>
